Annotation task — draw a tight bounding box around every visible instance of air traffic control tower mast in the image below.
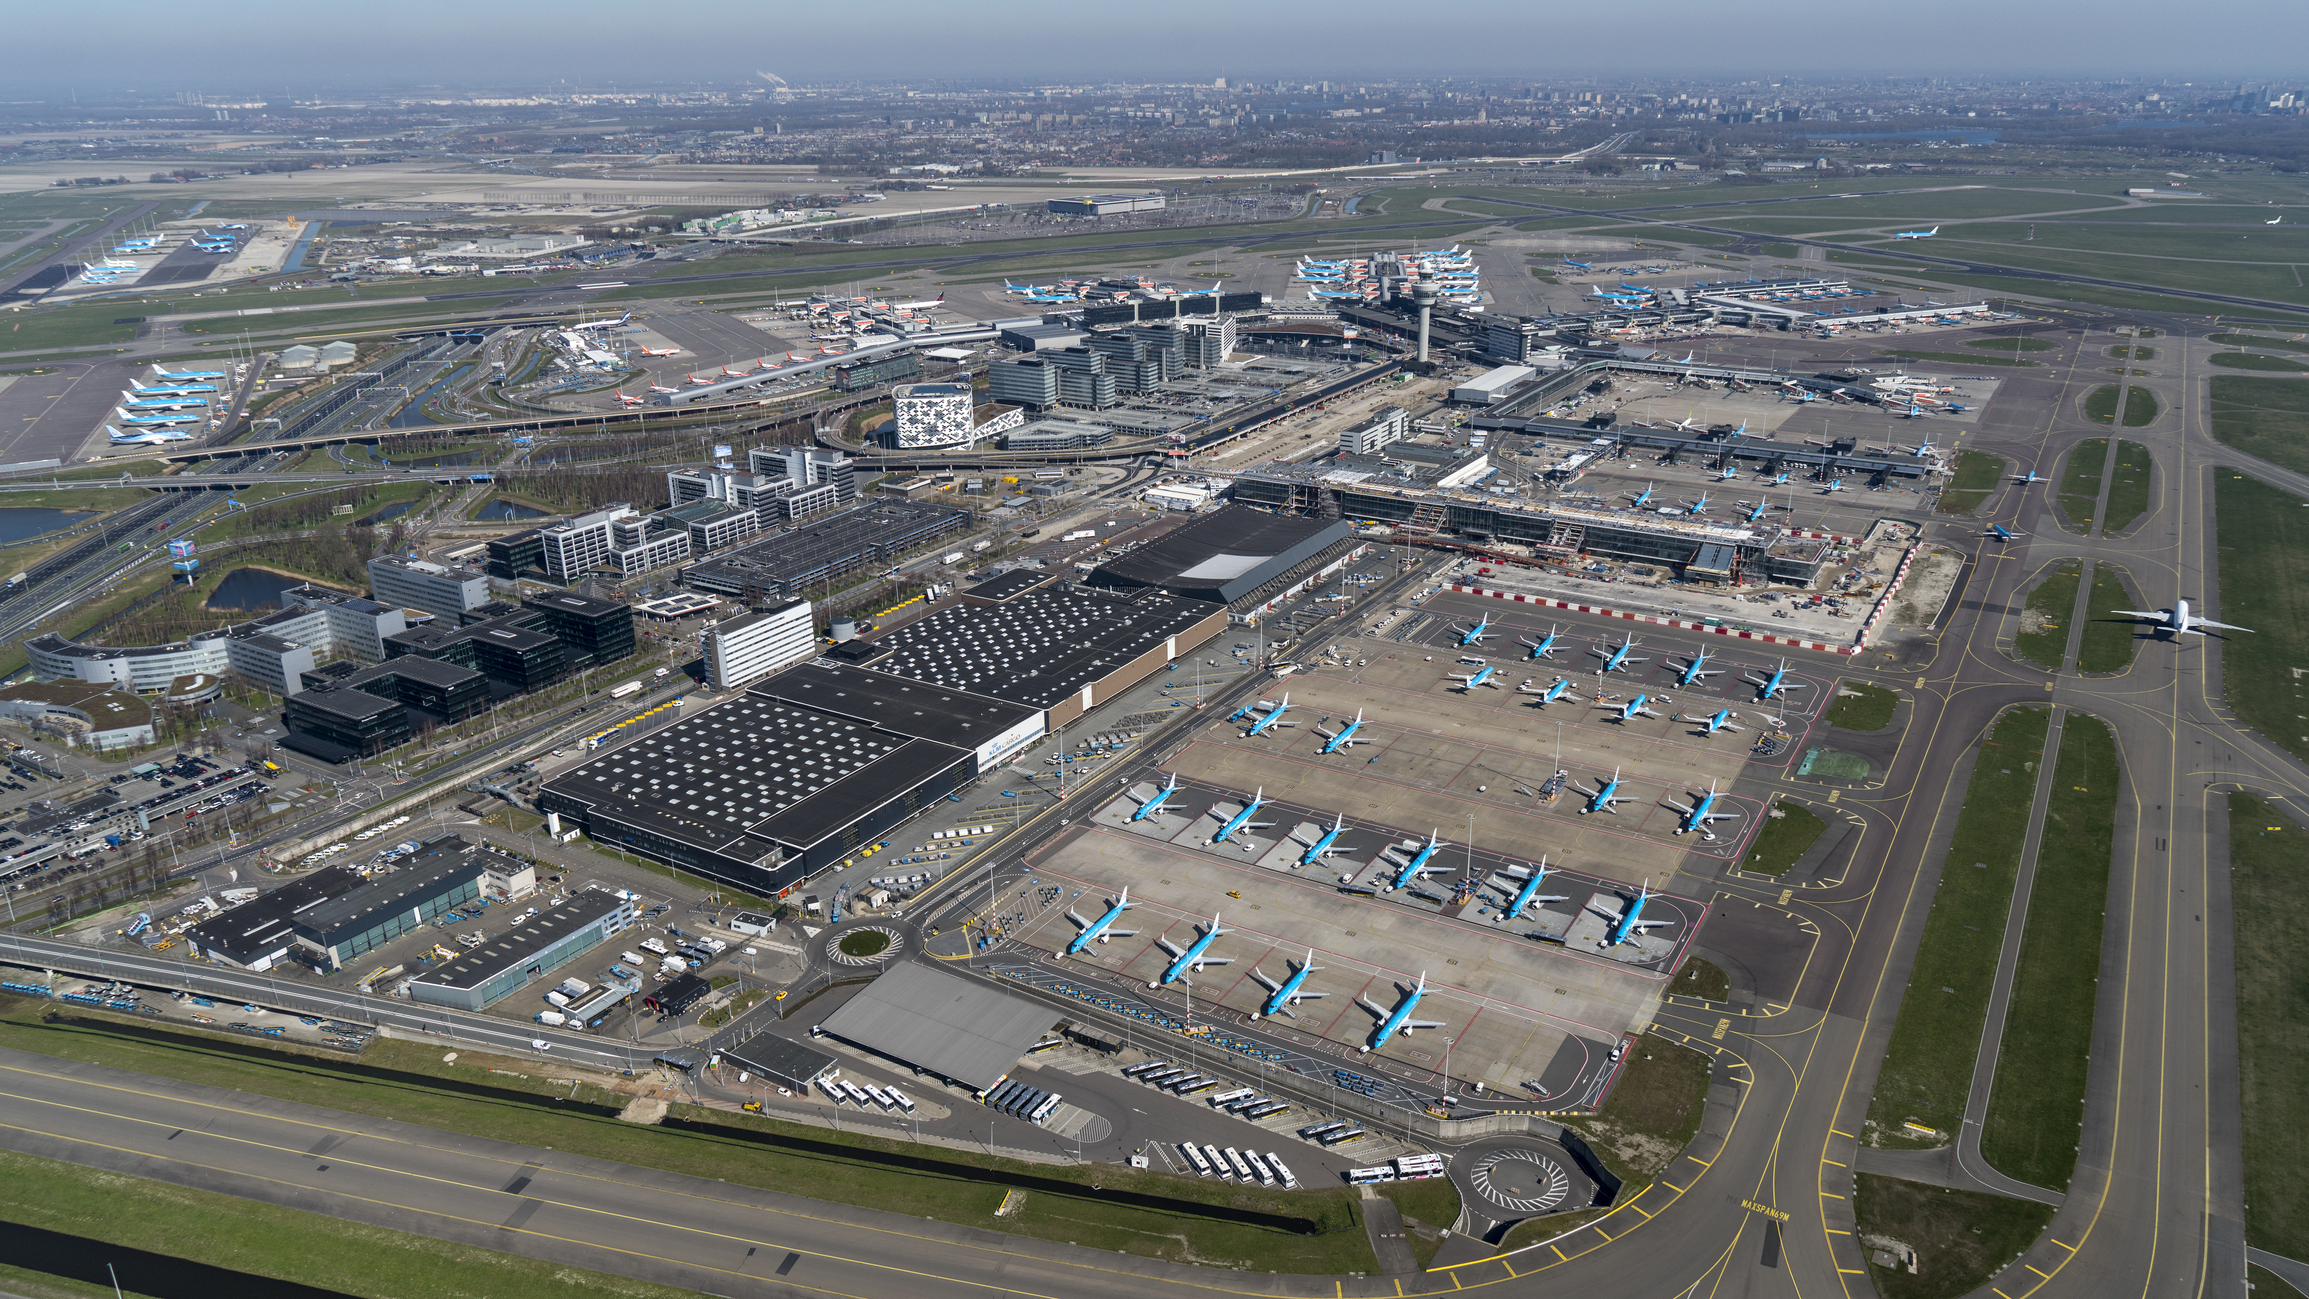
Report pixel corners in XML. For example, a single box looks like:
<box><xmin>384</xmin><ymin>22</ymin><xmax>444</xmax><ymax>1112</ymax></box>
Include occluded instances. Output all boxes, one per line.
<box><xmin>1410</xmin><ymin>278</ymin><xmax>1439</xmax><ymax>365</ymax></box>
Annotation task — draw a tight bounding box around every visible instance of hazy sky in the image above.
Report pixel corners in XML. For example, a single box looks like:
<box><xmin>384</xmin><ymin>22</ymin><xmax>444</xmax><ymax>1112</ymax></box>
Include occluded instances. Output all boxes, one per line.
<box><xmin>15</xmin><ymin>1</ymin><xmax>2309</xmax><ymax>95</ymax></box>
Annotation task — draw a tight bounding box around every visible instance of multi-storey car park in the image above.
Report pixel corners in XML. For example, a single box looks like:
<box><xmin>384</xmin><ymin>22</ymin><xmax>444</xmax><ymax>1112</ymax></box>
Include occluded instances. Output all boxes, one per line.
<box><xmin>680</xmin><ymin>498</ymin><xmax>970</xmax><ymax>602</ymax></box>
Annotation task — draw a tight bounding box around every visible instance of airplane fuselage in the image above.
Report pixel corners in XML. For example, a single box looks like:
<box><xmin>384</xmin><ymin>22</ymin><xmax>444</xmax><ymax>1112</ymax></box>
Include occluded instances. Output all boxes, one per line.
<box><xmin>1213</xmin><ymin>799</ymin><xmax>1266</xmax><ymax>843</ymax></box>
<box><xmin>1066</xmin><ymin>902</ymin><xmax>1132</xmax><ymax>955</ymax></box>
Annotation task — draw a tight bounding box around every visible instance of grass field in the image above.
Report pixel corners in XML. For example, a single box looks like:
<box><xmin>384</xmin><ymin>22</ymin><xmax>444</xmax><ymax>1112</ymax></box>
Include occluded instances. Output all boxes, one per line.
<box><xmin>0</xmin><ymin>1147</ymin><xmax>700</xmax><ymax>1299</ymax></box>
<box><xmin>2014</xmin><ymin>562</ymin><xmax>2080</xmax><ymax>671</ymax></box>
<box><xmin>2209</xmin><ymin>375</ymin><xmax>2309</xmax><ymax>477</ymax></box>
<box><xmin>1670</xmin><ymin>957</ymin><xmax>1731</xmax><ymax>1001</ymax></box>
<box><xmin>1979</xmin><ymin>713</ymin><xmax>2117</xmax><ymax>1191</ymax></box>
<box><xmin>1866</xmin><ymin>707</ymin><xmax>2053</xmax><ymax>1144</ymax></box>
<box><xmin>1854</xmin><ymin>1174</ymin><xmax>2057</xmax><ymax>1299</ymax></box>
<box><xmin>2083</xmin><ymin>384</ymin><xmax>2160</xmax><ymax>426</ymax></box>
<box><xmin>2100</xmin><ymin>440</ymin><xmax>2154</xmax><ymax>534</ymax></box>
<box><xmin>2213</xmin><ymin>474</ymin><xmax>2309</xmax><ymax>765</ymax></box>
<box><xmin>1718</xmin><ymin>188</ymin><xmax>2127</xmax><ymax>223</ymax></box>
<box><xmin>1559</xmin><ymin>1033</ymin><xmax>1712</xmax><ymax>1194</ymax></box>
<box><xmin>1885</xmin><ymin>349</ymin><xmax>2042</xmax><ymax>368</ymax></box>
<box><xmin>2076</xmin><ymin>566</ymin><xmax>2144</xmax><ymax>676</ymax></box>
<box><xmin>1825</xmin><ymin>681</ymin><xmax>1901</xmax><ymax>731</ymax></box>
<box><xmin>2210</xmin><ymin>351</ymin><xmax>2309</xmax><ymax>372</ymax></box>
<box><xmin>2055</xmin><ymin>436</ymin><xmax>2108</xmax><ymax>532</ymax></box>
<box><xmin>0</xmin><ymin>1001</ymin><xmax>1373</xmax><ymax>1274</ymax></box>
<box><xmin>2228</xmin><ymin>793</ymin><xmax>2309</xmax><ymax>1260</ymax></box>
<box><xmin>1906</xmin><ymin>270</ymin><xmax>2309</xmax><ymax>323</ymax></box>
<box><xmin>2207</xmin><ymin>332</ymin><xmax>2309</xmax><ymax>351</ymax></box>
<box><xmin>1376</xmin><ymin>1178</ymin><xmax>1464</xmax><ymax>1269</ymax></box>
<box><xmin>1937</xmin><ymin>450</ymin><xmax>2007</xmax><ymax>514</ymax></box>
<box><xmin>0</xmin><ymin>302</ymin><xmax>143</xmax><ymax>352</ymax></box>
<box><xmin>1912</xmin><ymin>223</ymin><xmax>2309</xmax><ymax>306</ymax></box>
<box><xmin>2251</xmin><ymin>1264</ymin><xmax>2308</xmax><ymax>1299</ymax></box>
<box><xmin>1742</xmin><ymin>801</ymin><xmax>1829</xmax><ymax>875</ymax></box>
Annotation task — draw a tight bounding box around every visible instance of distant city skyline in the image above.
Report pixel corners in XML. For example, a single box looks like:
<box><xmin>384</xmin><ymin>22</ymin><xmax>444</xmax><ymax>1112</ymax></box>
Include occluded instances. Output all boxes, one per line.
<box><xmin>10</xmin><ymin>0</ymin><xmax>2307</xmax><ymax>95</ymax></box>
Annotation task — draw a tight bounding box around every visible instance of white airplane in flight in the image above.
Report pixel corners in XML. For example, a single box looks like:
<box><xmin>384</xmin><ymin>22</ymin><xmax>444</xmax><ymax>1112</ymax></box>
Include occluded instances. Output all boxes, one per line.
<box><xmin>2106</xmin><ymin>599</ymin><xmax>2252</xmax><ymax>639</ymax></box>
<box><xmin>1892</xmin><ymin>226</ymin><xmax>1939</xmax><ymax>240</ymax></box>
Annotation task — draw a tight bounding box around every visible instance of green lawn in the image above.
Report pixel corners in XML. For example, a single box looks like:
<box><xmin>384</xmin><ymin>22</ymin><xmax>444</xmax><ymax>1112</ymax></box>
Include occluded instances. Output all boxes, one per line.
<box><xmin>2209</xmin><ymin>376</ymin><xmax>2309</xmax><ymax>477</ymax></box>
<box><xmin>1721</xmin><ymin>188</ymin><xmax>2127</xmax><ymax>223</ymax></box>
<box><xmin>1560</xmin><ymin>1033</ymin><xmax>1712</xmax><ymax>1194</ymax></box>
<box><xmin>1979</xmin><ymin>714</ymin><xmax>2118</xmax><ymax>1191</ymax></box>
<box><xmin>2100</xmin><ymin>441</ymin><xmax>2154</xmax><ymax>534</ymax></box>
<box><xmin>1741</xmin><ymin>801</ymin><xmax>1829</xmax><ymax>875</ymax></box>
<box><xmin>2251</xmin><ymin>1264</ymin><xmax>2308</xmax><ymax>1299</ymax></box>
<box><xmin>1907</xmin><ymin>222</ymin><xmax>2309</xmax><ymax>306</ymax></box>
<box><xmin>2014</xmin><ymin>562</ymin><xmax>2081</xmax><ymax>671</ymax></box>
<box><xmin>2210</xmin><ymin>351</ymin><xmax>2309</xmax><ymax>372</ymax></box>
<box><xmin>2076</xmin><ymin>566</ymin><xmax>2144</xmax><ymax>676</ymax></box>
<box><xmin>2055</xmin><ymin>437</ymin><xmax>2109</xmax><ymax>533</ymax></box>
<box><xmin>1669</xmin><ymin>957</ymin><xmax>1731</xmax><ymax>1001</ymax></box>
<box><xmin>1866</xmin><ymin>707</ymin><xmax>2052</xmax><ymax>1144</ymax></box>
<box><xmin>0</xmin><ymin>1147</ymin><xmax>700</xmax><ymax>1299</ymax></box>
<box><xmin>2213</xmin><ymin>473</ymin><xmax>2309</xmax><ymax>765</ymax></box>
<box><xmin>0</xmin><ymin>302</ymin><xmax>143</xmax><ymax>352</ymax></box>
<box><xmin>2082</xmin><ymin>384</ymin><xmax>2160</xmax><ymax>426</ymax></box>
<box><xmin>1968</xmin><ymin>336</ymin><xmax>2055</xmax><ymax>352</ymax></box>
<box><xmin>1376</xmin><ymin>1178</ymin><xmax>1463</xmax><ymax>1269</ymax></box>
<box><xmin>1937</xmin><ymin>450</ymin><xmax>2007</xmax><ymax>515</ymax></box>
<box><xmin>1908</xmin><ymin>270</ymin><xmax>2309</xmax><ymax>323</ymax></box>
<box><xmin>1824</xmin><ymin>681</ymin><xmax>1901</xmax><ymax>731</ymax></box>
<box><xmin>2230</xmin><ymin>793</ymin><xmax>2309</xmax><ymax>1260</ymax></box>
<box><xmin>2208</xmin><ymin>332</ymin><xmax>2309</xmax><ymax>351</ymax></box>
<box><xmin>0</xmin><ymin>1002</ymin><xmax>1372</xmax><ymax>1274</ymax></box>
<box><xmin>1854</xmin><ymin>1174</ymin><xmax>2057</xmax><ymax>1299</ymax></box>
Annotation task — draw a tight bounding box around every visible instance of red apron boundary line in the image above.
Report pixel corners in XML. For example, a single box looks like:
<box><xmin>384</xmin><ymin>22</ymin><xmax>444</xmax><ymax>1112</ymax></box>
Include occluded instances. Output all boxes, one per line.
<box><xmin>1442</xmin><ymin>584</ymin><xmax>1861</xmax><ymax>656</ymax></box>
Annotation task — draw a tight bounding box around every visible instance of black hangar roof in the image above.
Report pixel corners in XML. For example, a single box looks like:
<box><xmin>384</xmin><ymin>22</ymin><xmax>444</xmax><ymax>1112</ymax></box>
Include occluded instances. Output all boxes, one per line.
<box><xmin>854</xmin><ymin>584</ymin><xmax>1218</xmax><ymax>711</ymax></box>
<box><xmin>1083</xmin><ymin>505</ymin><xmax>1349</xmax><ymax>604</ymax></box>
<box><xmin>538</xmin><ymin>694</ymin><xmax>971</xmax><ymax>863</ymax></box>
<box><xmin>750</xmin><ymin>663</ymin><xmax>1039</xmax><ymax>751</ymax></box>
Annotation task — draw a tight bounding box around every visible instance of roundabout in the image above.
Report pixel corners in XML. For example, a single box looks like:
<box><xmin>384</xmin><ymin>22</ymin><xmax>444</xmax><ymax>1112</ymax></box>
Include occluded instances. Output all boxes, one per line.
<box><xmin>1464</xmin><ymin>1143</ymin><xmax>1576</xmax><ymax>1217</ymax></box>
<box><xmin>827</xmin><ymin>925</ymin><xmax>904</xmax><ymax>966</ymax></box>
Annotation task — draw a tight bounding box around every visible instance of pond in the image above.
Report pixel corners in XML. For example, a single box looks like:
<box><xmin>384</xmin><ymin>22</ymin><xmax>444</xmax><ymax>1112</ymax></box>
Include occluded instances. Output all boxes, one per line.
<box><xmin>0</xmin><ymin>507</ymin><xmax>93</xmax><ymax>546</ymax></box>
<box><xmin>206</xmin><ymin>567</ymin><xmax>316</xmax><ymax>612</ymax></box>
<box><xmin>474</xmin><ymin>498</ymin><xmax>548</xmax><ymax>521</ymax></box>
<box><xmin>354</xmin><ymin>500</ymin><xmax>419</xmax><ymax>527</ymax></box>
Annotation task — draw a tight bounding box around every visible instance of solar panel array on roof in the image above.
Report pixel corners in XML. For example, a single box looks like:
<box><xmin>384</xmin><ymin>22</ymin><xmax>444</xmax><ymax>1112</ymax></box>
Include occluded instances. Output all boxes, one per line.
<box><xmin>561</xmin><ymin>696</ymin><xmax>899</xmax><ymax>852</ymax></box>
<box><xmin>862</xmin><ymin>585</ymin><xmax>1215</xmax><ymax>710</ymax></box>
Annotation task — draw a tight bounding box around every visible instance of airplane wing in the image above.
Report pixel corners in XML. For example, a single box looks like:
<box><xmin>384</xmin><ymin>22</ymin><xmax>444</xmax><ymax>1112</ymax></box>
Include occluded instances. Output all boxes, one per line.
<box><xmin>2108</xmin><ymin>610</ymin><xmax>2166</xmax><ymax>620</ymax></box>
<box><xmin>1103</xmin><ymin>928</ymin><xmax>1139</xmax><ymax>940</ymax></box>
<box><xmin>2195</xmin><ymin>618</ymin><xmax>2253</xmax><ymax>632</ymax></box>
<box><xmin>1631</xmin><ymin>917</ymin><xmax>1677</xmax><ymax>931</ymax></box>
<box><xmin>1585</xmin><ymin>900</ymin><xmax>1626</xmax><ymax>923</ymax></box>
<box><xmin>1243</xmin><ymin>820</ymin><xmax>1275</xmax><ymax>830</ymax></box>
<box><xmin>1064</xmin><ymin>909</ymin><xmax>1089</xmax><ymax>929</ymax></box>
<box><xmin>1400</xmin><ymin>1019</ymin><xmax>1447</xmax><ymax>1031</ymax></box>
<box><xmin>1290</xmin><ymin>991</ymin><xmax>1330</xmax><ymax>1001</ymax></box>
<box><xmin>1195</xmin><ymin>957</ymin><xmax>1234</xmax><ymax>968</ymax></box>
<box><xmin>1356</xmin><ymin>996</ymin><xmax>1390</xmax><ymax>1019</ymax></box>
<box><xmin>1249</xmin><ymin>968</ymin><xmax>1281</xmax><ymax>991</ymax></box>
<box><xmin>1154</xmin><ymin>937</ymin><xmax>1185</xmax><ymax>957</ymax></box>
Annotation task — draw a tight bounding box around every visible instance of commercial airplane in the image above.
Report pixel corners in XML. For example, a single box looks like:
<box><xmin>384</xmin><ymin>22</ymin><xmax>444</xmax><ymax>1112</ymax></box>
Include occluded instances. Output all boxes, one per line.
<box><xmin>1295</xmin><ymin>813</ymin><xmax>1352</xmax><ymax>866</ymax></box>
<box><xmin>720</xmin><ymin>365</ymin><xmax>755</xmax><ymax>378</ymax></box>
<box><xmin>1746</xmin><ymin>658</ymin><xmax>1810</xmax><ymax>701</ymax></box>
<box><xmin>113</xmin><ymin>410</ymin><xmax>198</xmax><ymax>426</ymax></box>
<box><xmin>131</xmin><ymin>382</ymin><xmax>217</xmax><ymax>394</ymax></box>
<box><xmin>1628</xmin><ymin>483</ymin><xmax>1657</xmax><ymax>507</ymax></box>
<box><xmin>574</xmin><ymin>310</ymin><xmax>633</xmax><ymax>332</ymax></box>
<box><xmin>1767</xmin><ymin>471</ymin><xmax>1792</xmax><ymax>486</ymax></box>
<box><xmin>1447</xmin><ymin>663</ymin><xmax>1500</xmax><ymax>691</ymax></box>
<box><xmin>2105</xmin><ymin>599</ymin><xmax>2253</xmax><ymax>638</ymax></box>
<box><xmin>1579</xmin><ymin>767</ymin><xmax>1635</xmax><ymax>815</ymax></box>
<box><xmin>1674</xmin><ymin>780</ymin><xmax>1743</xmax><ymax>839</ymax></box>
<box><xmin>1785</xmin><ymin>389</ymin><xmax>1818</xmax><ymax>404</ymax></box>
<box><xmin>1358</xmin><ymin>974</ymin><xmax>1446</xmax><ymax>1054</ymax></box>
<box><xmin>1737</xmin><ymin>499</ymin><xmax>1785</xmax><ymax>524</ymax></box>
<box><xmin>1243</xmin><ymin>694</ymin><xmax>1296</xmax><ymax>737</ymax></box>
<box><xmin>2267</xmin><ymin>215</ymin><xmax>2283</xmax><ymax>225</ymax></box>
<box><xmin>105</xmin><ymin>426</ymin><xmax>193</xmax><ymax>445</ymax></box>
<box><xmin>1151</xmin><ymin>914</ymin><xmax>1232</xmax><ymax>987</ymax></box>
<box><xmin>118</xmin><ymin>391</ymin><xmax>207</xmax><ymax>411</ymax></box>
<box><xmin>685</xmin><ymin>373</ymin><xmax>714</xmax><ymax>385</ymax></box>
<box><xmin>1489</xmin><ymin>858</ymin><xmax>1568</xmax><ymax>922</ymax></box>
<box><xmin>1518</xmin><ymin>677</ymin><xmax>1582</xmax><ymax>707</ymax></box>
<box><xmin>1819</xmin><ymin>478</ymin><xmax>1848</xmax><ymax>494</ymax></box>
<box><xmin>1680</xmin><ymin>493</ymin><xmax>1712</xmax><ymax>515</ymax></box>
<box><xmin>1589</xmin><ymin>285</ymin><xmax>1647</xmax><ymax>303</ymax></box>
<box><xmin>1685</xmin><ymin>709</ymin><xmax>1745</xmax><ymax>737</ymax></box>
<box><xmin>1714</xmin><ymin>466</ymin><xmax>1740</xmax><ymax>482</ymax></box>
<box><xmin>1383</xmin><ymin>831</ymin><xmax>1451</xmax><ymax>893</ymax></box>
<box><xmin>1249</xmin><ymin>950</ymin><xmax>1327</xmax><ymax>1020</ymax></box>
<box><xmin>1673</xmin><ymin>650</ymin><xmax>1721</xmax><ymax>686</ymax></box>
<box><xmin>1062</xmin><ymin>889</ymin><xmax>1138</xmax><ymax>956</ymax></box>
<box><xmin>1129</xmin><ymin>773</ymin><xmax>1182</xmax><ymax>821</ymax></box>
<box><xmin>1592</xmin><ymin>634</ymin><xmax>1647</xmax><ymax>674</ymax></box>
<box><xmin>2012</xmin><ymin>469</ymin><xmax>2050</xmax><ymax>484</ymax></box>
<box><xmin>1454</xmin><ymin>617</ymin><xmax>1495</xmax><ymax>646</ymax></box>
<box><xmin>1596</xmin><ymin>882</ymin><xmax>1677</xmax><ymax>947</ymax></box>
<box><xmin>648</xmin><ymin>382</ymin><xmax>680</xmax><ymax>394</ymax></box>
<box><xmin>1519</xmin><ymin>626</ymin><xmax>1563</xmax><ymax>660</ymax></box>
<box><xmin>1560</xmin><ymin>258</ymin><xmax>1593</xmax><ymax>270</ymax></box>
<box><xmin>1983</xmin><ymin>524</ymin><xmax>2028</xmax><ymax>542</ymax></box>
<box><xmin>1210</xmin><ymin>789</ymin><xmax>1275</xmax><ymax>844</ymax></box>
<box><xmin>1315</xmin><ymin>710</ymin><xmax>1367</xmax><ymax>754</ymax></box>
<box><xmin>1892</xmin><ymin>226</ymin><xmax>1939</xmax><ymax>240</ymax></box>
<box><xmin>613</xmin><ymin>390</ymin><xmax>645</xmax><ymax>407</ymax></box>
<box><xmin>636</xmin><ymin>345</ymin><xmax>680</xmax><ymax>357</ymax></box>
<box><xmin>892</xmin><ymin>294</ymin><xmax>947</xmax><ymax>309</ymax></box>
<box><xmin>1603</xmin><ymin>694</ymin><xmax>1663</xmax><ymax>724</ymax></box>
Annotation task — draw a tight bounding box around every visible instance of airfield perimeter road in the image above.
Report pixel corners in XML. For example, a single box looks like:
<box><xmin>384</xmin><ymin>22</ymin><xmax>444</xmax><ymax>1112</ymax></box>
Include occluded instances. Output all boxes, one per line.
<box><xmin>2</xmin><ymin>317</ymin><xmax>2306</xmax><ymax>1299</ymax></box>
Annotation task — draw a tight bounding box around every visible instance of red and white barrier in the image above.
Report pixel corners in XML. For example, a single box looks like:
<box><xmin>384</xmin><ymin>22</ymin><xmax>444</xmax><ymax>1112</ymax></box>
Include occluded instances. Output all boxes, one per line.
<box><xmin>1854</xmin><ymin>543</ymin><xmax>1924</xmax><ymax>647</ymax></box>
<box><xmin>1443</xmin><ymin>584</ymin><xmax>1858</xmax><ymax>655</ymax></box>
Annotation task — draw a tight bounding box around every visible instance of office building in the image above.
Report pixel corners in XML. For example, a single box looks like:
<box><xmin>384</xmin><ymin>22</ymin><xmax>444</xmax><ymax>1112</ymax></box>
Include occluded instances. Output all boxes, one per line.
<box><xmin>301</xmin><ymin>655</ymin><xmax>490</xmax><ymax>726</ymax></box>
<box><xmin>1339</xmin><ymin>406</ymin><xmax>1409</xmax><ymax>455</ymax></box>
<box><xmin>830</xmin><ymin>352</ymin><xmax>922</xmax><ymax>392</ymax></box>
<box><xmin>1181</xmin><ymin>316</ymin><xmax>1236</xmax><ymax>367</ymax></box>
<box><xmin>283</xmin><ymin>683</ymin><xmax>410</xmax><ymax>757</ymax></box>
<box><xmin>487</xmin><ymin>530</ymin><xmax>546</xmax><ymax>580</ymax></box>
<box><xmin>522</xmin><ymin>592</ymin><xmax>636</xmax><ymax>670</ymax></box>
<box><xmin>987</xmin><ymin>357</ymin><xmax>1061</xmax><ymax>410</ymax></box>
<box><xmin>890</xmin><ymin>382</ymin><xmax>977</xmax><ymax>449</ymax></box>
<box><xmin>1042</xmin><ymin>349</ymin><xmax>1118</xmax><ymax>409</ymax></box>
<box><xmin>367</xmin><ymin>555</ymin><xmax>491</xmax><ymax>623</ymax></box>
<box><xmin>405</xmin><ymin>885</ymin><xmax>637</xmax><ymax>1012</ymax></box>
<box><xmin>541</xmin><ymin>505</ymin><xmax>634</xmax><ymax>580</ymax></box>
<box><xmin>662</xmin><ymin>500</ymin><xmax>762</xmax><ymax>554</ymax></box>
<box><xmin>1000</xmin><ymin>420</ymin><xmax>1112</xmax><ymax>452</ymax></box>
<box><xmin>26</xmin><ymin>585</ymin><xmax>402</xmax><ymax>697</ymax></box>
<box><xmin>704</xmin><ymin>598</ymin><xmax>816</xmax><ymax>690</ymax></box>
<box><xmin>1047</xmin><ymin>194</ymin><xmax>1165</xmax><ymax>217</ymax></box>
<box><xmin>183</xmin><ymin>842</ymin><xmax>496</xmax><ymax>973</ymax></box>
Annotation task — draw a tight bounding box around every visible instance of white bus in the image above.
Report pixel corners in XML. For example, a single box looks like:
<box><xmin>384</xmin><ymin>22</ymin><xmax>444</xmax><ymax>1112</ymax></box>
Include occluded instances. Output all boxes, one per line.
<box><xmin>1180</xmin><ymin>1143</ymin><xmax>1214</xmax><ymax>1176</ymax></box>
<box><xmin>1208</xmin><ymin>1087</ymin><xmax>1256</xmax><ymax>1108</ymax></box>
<box><xmin>1395</xmin><ymin>1153</ymin><xmax>1448</xmax><ymax>1181</ymax></box>
<box><xmin>1345</xmin><ymin>1166</ymin><xmax>1396</xmax><ymax>1185</ymax></box>
<box><xmin>1266</xmin><ymin>1153</ymin><xmax>1301</xmax><ymax>1190</ymax></box>
<box><xmin>1223</xmin><ymin>1148</ymin><xmax>1256</xmax><ymax>1181</ymax></box>
<box><xmin>1202</xmin><ymin>1145</ymin><xmax>1230</xmax><ymax>1179</ymax></box>
<box><xmin>609</xmin><ymin>680</ymin><xmax>643</xmax><ymax>699</ymax></box>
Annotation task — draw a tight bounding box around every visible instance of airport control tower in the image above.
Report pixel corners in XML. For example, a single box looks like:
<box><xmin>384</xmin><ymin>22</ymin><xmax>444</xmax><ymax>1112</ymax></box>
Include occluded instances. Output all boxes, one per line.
<box><xmin>1410</xmin><ymin>278</ymin><xmax>1439</xmax><ymax>365</ymax></box>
